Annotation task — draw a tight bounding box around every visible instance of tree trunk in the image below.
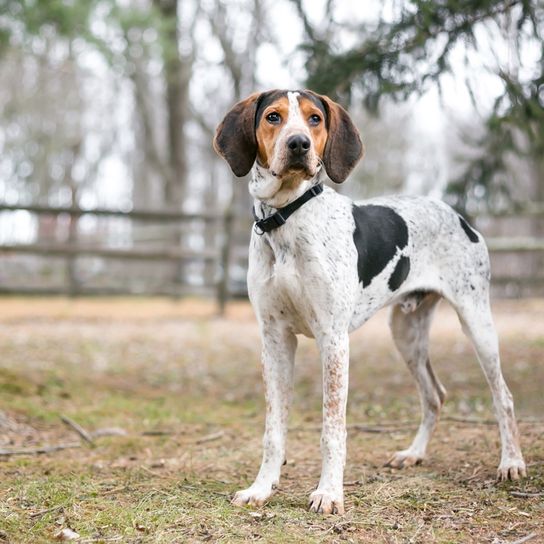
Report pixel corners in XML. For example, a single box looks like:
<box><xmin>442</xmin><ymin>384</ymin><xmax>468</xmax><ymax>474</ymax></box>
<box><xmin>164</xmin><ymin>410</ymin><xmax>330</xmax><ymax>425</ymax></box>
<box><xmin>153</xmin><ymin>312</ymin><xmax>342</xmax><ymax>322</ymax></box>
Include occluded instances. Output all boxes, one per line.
<box><xmin>154</xmin><ymin>0</ymin><xmax>192</xmax><ymax>287</ymax></box>
<box><xmin>154</xmin><ymin>0</ymin><xmax>189</xmax><ymax>210</ymax></box>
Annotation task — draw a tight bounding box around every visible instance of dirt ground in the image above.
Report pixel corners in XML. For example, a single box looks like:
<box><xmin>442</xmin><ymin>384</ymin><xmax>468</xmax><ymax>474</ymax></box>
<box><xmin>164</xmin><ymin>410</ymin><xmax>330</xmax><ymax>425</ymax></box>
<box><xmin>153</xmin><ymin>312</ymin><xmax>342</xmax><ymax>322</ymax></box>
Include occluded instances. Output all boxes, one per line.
<box><xmin>0</xmin><ymin>297</ymin><xmax>543</xmax><ymax>543</ymax></box>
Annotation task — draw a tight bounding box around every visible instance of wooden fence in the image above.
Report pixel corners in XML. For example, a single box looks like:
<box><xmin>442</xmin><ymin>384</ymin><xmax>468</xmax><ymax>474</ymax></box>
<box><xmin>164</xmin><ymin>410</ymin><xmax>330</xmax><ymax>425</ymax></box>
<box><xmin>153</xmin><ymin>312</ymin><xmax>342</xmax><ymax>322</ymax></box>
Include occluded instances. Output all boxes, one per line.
<box><xmin>0</xmin><ymin>204</ymin><xmax>237</xmax><ymax>313</ymax></box>
<box><xmin>0</xmin><ymin>203</ymin><xmax>543</xmax><ymax>310</ymax></box>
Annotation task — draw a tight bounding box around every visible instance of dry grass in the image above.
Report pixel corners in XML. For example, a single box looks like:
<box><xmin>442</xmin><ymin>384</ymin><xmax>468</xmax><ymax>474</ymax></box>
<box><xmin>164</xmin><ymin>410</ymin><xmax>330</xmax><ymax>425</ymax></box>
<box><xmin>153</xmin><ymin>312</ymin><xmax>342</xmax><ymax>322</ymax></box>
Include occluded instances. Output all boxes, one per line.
<box><xmin>0</xmin><ymin>297</ymin><xmax>543</xmax><ymax>543</ymax></box>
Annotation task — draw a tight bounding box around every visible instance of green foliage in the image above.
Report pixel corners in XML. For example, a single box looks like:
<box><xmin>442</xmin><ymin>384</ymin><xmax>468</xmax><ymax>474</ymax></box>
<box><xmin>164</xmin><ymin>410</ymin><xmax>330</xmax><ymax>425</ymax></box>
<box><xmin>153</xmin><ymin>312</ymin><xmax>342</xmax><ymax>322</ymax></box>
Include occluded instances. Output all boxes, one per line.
<box><xmin>302</xmin><ymin>1</ymin><xmax>540</xmax><ymax>108</ymax></box>
<box><xmin>298</xmin><ymin>0</ymin><xmax>544</xmax><ymax>211</ymax></box>
<box><xmin>0</xmin><ymin>0</ymin><xmax>102</xmax><ymax>46</ymax></box>
<box><xmin>446</xmin><ymin>67</ymin><xmax>544</xmax><ymax>213</ymax></box>
<box><xmin>110</xmin><ymin>1</ymin><xmax>178</xmax><ymax>66</ymax></box>
<box><xmin>0</xmin><ymin>0</ymin><xmax>175</xmax><ymax>68</ymax></box>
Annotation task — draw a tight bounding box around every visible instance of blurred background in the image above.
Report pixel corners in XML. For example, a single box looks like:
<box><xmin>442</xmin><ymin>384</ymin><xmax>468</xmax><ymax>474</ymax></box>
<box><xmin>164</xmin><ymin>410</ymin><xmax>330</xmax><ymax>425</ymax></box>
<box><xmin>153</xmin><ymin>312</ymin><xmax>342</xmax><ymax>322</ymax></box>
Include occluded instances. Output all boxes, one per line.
<box><xmin>0</xmin><ymin>0</ymin><xmax>543</xmax><ymax>307</ymax></box>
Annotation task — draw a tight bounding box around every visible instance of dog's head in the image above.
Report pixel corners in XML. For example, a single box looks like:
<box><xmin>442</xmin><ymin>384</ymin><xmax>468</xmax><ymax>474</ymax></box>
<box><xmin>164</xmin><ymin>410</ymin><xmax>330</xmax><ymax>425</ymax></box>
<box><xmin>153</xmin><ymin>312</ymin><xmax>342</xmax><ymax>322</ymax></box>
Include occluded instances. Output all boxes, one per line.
<box><xmin>213</xmin><ymin>90</ymin><xmax>364</xmax><ymax>186</ymax></box>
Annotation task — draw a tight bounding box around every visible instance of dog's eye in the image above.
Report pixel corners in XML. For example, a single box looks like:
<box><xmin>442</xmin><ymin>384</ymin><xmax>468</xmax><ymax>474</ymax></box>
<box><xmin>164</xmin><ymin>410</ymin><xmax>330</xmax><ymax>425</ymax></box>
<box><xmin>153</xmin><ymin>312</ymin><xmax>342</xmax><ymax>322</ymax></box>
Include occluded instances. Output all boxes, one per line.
<box><xmin>309</xmin><ymin>114</ymin><xmax>321</xmax><ymax>126</ymax></box>
<box><xmin>266</xmin><ymin>112</ymin><xmax>281</xmax><ymax>124</ymax></box>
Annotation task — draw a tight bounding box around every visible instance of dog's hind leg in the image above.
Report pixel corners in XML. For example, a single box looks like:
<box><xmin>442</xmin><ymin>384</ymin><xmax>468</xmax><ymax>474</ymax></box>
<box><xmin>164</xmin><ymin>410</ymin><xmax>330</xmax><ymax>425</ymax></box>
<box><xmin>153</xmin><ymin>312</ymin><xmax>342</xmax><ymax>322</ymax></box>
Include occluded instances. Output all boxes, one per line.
<box><xmin>452</xmin><ymin>294</ymin><xmax>526</xmax><ymax>480</ymax></box>
<box><xmin>385</xmin><ymin>293</ymin><xmax>445</xmax><ymax>468</ymax></box>
<box><xmin>232</xmin><ymin>324</ymin><xmax>297</xmax><ymax>507</ymax></box>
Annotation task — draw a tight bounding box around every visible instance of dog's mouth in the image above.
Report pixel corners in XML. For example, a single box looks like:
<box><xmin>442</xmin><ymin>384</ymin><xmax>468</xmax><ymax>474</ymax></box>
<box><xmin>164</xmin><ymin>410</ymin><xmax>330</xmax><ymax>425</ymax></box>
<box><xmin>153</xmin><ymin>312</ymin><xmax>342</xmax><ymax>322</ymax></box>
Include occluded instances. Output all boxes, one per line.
<box><xmin>273</xmin><ymin>161</ymin><xmax>316</xmax><ymax>181</ymax></box>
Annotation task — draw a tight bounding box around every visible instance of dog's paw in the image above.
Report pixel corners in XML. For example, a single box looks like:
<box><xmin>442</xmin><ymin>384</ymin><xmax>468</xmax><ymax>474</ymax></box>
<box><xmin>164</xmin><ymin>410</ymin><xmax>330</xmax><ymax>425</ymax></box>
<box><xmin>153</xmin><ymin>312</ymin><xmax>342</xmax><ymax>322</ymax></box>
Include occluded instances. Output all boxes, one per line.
<box><xmin>308</xmin><ymin>490</ymin><xmax>344</xmax><ymax>515</ymax></box>
<box><xmin>497</xmin><ymin>458</ymin><xmax>527</xmax><ymax>481</ymax></box>
<box><xmin>384</xmin><ymin>449</ymin><xmax>424</xmax><ymax>469</ymax></box>
<box><xmin>231</xmin><ymin>485</ymin><xmax>273</xmax><ymax>508</ymax></box>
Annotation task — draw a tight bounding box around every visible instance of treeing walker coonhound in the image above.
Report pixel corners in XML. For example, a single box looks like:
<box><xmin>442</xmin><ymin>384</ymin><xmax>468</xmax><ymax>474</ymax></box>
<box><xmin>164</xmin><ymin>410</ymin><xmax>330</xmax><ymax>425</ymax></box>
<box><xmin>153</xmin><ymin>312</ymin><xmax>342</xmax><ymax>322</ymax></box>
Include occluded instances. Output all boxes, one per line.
<box><xmin>213</xmin><ymin>89</ymin><xmax>526</xmax><ymax>515</ymax></box>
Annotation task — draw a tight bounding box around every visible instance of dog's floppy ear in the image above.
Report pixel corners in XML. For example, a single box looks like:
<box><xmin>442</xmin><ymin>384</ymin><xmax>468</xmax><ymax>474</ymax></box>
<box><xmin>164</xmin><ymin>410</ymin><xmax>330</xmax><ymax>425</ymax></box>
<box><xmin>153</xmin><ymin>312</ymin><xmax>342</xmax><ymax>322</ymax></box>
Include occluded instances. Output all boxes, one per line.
<box><xmin>308</xmin><ymin>91</ymin><xmax>364</xmax><ymax>184</ymax></box>
<box><xmin>213</xmin><ymin>92</ymin><xmax>263</xmax><ymax>177</ymax></box>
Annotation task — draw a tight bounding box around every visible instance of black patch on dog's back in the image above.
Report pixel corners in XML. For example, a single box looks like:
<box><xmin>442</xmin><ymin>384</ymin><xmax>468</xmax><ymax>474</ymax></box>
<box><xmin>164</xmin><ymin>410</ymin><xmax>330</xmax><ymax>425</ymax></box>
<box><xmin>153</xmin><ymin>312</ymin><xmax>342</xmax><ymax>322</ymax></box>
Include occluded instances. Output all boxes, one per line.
<box><xmin>459</xmin><ymin>215</ymin><xmax>479</xmax><ymax>243</ymax></box>
<box><xmin>352</xmin><ymin>205</ymin><xmax>409</xmax><ymax>287</ymax></box>
<box><xmin>388</xmin><ymin>256</ymin><xmax>411</xmax><ymax>290</ymax></box>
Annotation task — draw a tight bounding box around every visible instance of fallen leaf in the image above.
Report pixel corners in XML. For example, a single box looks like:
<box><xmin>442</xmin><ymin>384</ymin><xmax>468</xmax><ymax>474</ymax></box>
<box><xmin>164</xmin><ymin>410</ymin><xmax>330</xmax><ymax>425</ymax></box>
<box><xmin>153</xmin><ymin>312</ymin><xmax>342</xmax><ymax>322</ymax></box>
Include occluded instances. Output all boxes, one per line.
<box><xmin>54</xmin><ymin>528</ymin><xmax>80</xmax><ymax>541</ymax></box>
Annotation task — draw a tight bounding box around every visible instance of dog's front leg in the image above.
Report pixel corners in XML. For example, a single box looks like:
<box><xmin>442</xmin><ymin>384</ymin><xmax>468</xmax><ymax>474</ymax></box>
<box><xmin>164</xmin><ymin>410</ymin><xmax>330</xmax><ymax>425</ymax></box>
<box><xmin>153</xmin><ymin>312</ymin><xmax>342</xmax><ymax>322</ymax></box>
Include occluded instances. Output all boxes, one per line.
<box><xmin>232</xmin><ymin>326</ymin><xmax>297</xmax><ymax>507</ymax></box>
<box><xmin>309</xmin><ymin>332</ymin><xmax>349</xmax><ymax>515</ymax></box>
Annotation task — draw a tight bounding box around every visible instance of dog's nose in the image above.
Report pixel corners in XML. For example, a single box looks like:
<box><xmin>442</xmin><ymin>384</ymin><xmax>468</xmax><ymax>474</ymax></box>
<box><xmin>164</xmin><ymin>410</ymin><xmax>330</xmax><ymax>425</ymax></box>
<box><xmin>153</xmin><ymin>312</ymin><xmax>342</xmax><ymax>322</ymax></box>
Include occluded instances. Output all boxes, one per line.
<box><xmin>287</xmin><ymin>134</ymin><xmax>311</xmax><ymax>156</ymax></box>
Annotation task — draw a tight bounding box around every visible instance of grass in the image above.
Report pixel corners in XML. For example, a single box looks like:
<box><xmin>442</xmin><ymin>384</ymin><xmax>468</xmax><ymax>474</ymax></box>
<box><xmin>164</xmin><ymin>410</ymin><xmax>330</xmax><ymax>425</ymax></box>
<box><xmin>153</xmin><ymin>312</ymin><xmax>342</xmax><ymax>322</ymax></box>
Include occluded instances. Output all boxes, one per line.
<box><xmin>0</xmin><ymin>297</ymin><xmax>543</xmax><ymax>543</ymax></box>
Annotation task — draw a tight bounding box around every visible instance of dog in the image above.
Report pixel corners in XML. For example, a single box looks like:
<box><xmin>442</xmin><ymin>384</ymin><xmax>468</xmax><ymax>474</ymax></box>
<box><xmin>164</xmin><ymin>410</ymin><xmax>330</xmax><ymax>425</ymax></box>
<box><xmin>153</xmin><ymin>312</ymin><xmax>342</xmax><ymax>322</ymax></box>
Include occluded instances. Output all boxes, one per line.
<box><xmin>213</xmin><ymin>89</ymin><xmax>526</xmax><ymax>515</ymax></box>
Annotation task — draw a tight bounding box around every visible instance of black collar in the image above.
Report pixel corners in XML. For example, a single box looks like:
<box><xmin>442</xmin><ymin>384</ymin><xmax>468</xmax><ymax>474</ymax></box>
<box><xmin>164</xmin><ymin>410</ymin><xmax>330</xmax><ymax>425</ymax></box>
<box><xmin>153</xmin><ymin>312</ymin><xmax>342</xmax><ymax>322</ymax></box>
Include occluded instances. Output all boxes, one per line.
<box><xmin>252</xmin><ymin>183</ymin><xmax>324</xmax><ymax>235</ymax></box>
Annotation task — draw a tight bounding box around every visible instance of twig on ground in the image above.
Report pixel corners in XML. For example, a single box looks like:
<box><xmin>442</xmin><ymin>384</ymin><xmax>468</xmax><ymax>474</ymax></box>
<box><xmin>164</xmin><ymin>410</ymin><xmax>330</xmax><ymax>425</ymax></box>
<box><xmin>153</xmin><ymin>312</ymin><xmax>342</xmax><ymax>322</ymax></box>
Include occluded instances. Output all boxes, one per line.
<box><xmin>510</xmin><ymin>491</ymin><xmax>544</xmax><ymax>498</ymax></box>
<box><xmin>292</xmin><ymin>416</ymin><xmax>544</xmax><ymax>433</ymax></box>
<box><xmin>92</xmin><ymin>427</ymin><xmax>127</xmax><ymax>438</ymax></box>
<box><xmin>408</xmin><ymin>521</ymin><xmax>425</xmax><ymax>543</ymax></box>
<box><xmin>0</xmin><ymin>443</ymin><xmax>81</xmax><ymax>456</ymax></box>
<box><xmin>442</xmin><ymin>416</ymin><xmax>497</xmax><ymax>425</ymax></box>
<box><xmin>60</xmin><ymin>415</ymin><xmax>95</xmax><ymax>445</ymax></box>
<box><xmin>441</xmin><ymin>415</ymin><xmax>544</xmax><ymax>426</ymax></box>
<box><xmin>79</xmin><ymin>536</ymin><xmax>123</xmax><ymax>543</ymax></box>
<box><xmin>140</xmin><ymin>465</ymin><xmax>177</xmax><ymax>480</ymax></box>
<box><xmin>195</xmin><ymin>431</ymin><xmax>225</xmax><ymax>444</ymax></box>
<box><xmin>30</xmin><ymin>505</ymin><xmax>65</xmax><ymax>519</ymax></box>
<box><xmin>291</xmin><ymin>423</ymin><xmax>416</xmax><ymax>433</ymax></box>
<box><xmin>462</xmin><ymin>466</ymin><xmax>483</xmax><ymax>483</ymax></box>
<box><xmin>349</xmin><ymin>423</ymin><xmax>416</xmax><ymax>433</ymax></box>
<box><xmin>141</xmin><ymin>430</ymin><xmax>174</xmax><ymax>436</ymax></box>
<box><xmin>99</xmin><ymin>486</ymin><xmax>128</xmax><ymax>496</ymax></box>
<box><xmin>510</xmin><ymin>533</ymin><xmax>538</xmax><ymax>544</ymax></box>
<box><xmin>322</xmin><ymin>520</ymin><xmax>352</xmax><ymax>535</ymax></box>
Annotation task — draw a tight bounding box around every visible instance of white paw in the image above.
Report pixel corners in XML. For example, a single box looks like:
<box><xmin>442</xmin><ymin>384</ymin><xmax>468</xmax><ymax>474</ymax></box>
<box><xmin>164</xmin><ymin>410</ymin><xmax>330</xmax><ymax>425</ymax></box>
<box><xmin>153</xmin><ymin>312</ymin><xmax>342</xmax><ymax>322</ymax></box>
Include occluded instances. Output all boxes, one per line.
<box><xmin>308</xmin><ymin>489</ymin><xmax>344</xmax><ymax>515</ymax></box>
<box><xmin>384</xmin><ymin>449</ymin><xmax>424</xmax><ymax>469</ymax></box>
<box><xmin>231</xmin><ymin>485</ymin><xmax>274</xmax><ymax>508</ymax></box>
<box><xmin>497</xmin><ymin>458</ymin><xmax>527</xmax><ymax>481</ymax></box>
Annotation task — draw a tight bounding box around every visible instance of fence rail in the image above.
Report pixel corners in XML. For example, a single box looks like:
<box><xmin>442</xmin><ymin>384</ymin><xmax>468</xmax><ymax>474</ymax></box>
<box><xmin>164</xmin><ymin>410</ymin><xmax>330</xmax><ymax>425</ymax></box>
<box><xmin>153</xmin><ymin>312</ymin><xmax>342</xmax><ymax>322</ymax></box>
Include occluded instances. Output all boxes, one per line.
<box><xmin>0</xmin><ymin>203</ymin><xmax>235</xmax><ymax>313</ymax></box>
<box><xmin>1</xmin><ymin>203</ymin><xmax>544</xmax><ymax>306</ymax></box>
<box><xmin>487</xmin><ymin>238</ymin><xmax>544</xmax><ymax>252</ymax></box>
<box><xmin>0</xmin><ymin>203</ymin><xmax>223</xmax><ymax>222</ymax></box>
<box><xmin>0</xmin><ymin>243</ymin><xmax>219</xmax><ymax>261</ymax></box>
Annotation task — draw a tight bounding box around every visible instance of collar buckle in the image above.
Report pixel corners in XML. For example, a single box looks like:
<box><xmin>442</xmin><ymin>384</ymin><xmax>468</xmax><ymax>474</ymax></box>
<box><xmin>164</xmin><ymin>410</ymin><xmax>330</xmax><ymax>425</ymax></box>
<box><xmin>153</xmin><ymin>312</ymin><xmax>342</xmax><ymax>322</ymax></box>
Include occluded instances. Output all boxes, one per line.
<box><xmin>253</xmin><ymin>222</ymin><xmax>265</xmax><ymax>236</ymax></box>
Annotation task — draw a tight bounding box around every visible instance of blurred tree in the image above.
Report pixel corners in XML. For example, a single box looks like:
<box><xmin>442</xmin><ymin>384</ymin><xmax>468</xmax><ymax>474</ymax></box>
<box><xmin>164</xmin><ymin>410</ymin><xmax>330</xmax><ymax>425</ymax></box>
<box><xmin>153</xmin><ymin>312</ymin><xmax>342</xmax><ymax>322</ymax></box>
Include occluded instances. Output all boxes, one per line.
<box><xmin>0</xmin><ymin>0</ymin><xmax>101</xmax><ymax>48</ymax></box>
<box><xmin>191</xmin><ymin>0</ymin><xmax>274</xmax><ymax>285</ymax></box>
<box><xmin>0</xmin><ymin>0</ymin><xmax>116</xmax><ymax>258</ymax></box>
<box><xmin>153</xmin><ymin>0</ymin><xmax>190</xmax><ymax>209</ymax></box>
<box><xmin>348</xmin><ymin>104</ymin><xmax>411</xmax><ymax>201</ymax></box>
<box><xmin>112</xmin><ymin>0</ymin><xmax>195</xmax><ymax>211</ymax></box>
<box><xmin>295</xmin><ymin>0</ymin><xmax>544</xmax><ymax>214</ymax></box>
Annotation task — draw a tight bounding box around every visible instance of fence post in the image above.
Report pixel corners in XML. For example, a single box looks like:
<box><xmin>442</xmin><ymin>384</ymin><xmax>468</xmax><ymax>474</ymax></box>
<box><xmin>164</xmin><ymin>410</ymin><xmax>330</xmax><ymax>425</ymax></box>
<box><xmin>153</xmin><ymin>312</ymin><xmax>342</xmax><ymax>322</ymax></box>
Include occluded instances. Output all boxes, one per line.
<box><xmin>217</xmin><ymin>209</ymin><xmax>234</xmax><ymax>315</ymax></box>
<box><xmin>66</xmin><ymin>207</ymin><xmax>80</xmax><ymax>297</ymax></box>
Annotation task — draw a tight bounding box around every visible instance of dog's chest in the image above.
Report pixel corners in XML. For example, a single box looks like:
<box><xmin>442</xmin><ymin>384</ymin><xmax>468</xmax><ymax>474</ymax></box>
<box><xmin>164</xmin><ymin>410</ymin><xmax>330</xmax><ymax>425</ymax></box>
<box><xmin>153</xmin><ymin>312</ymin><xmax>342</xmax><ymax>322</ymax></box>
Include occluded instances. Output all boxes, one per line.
<box><xmin>265</xmin><ymin>240</ymin><xmax>320</xmax><ymax>333</ymax></box>
<box><xmin>248</xmin><ymin>229</ymin><xmax>326</xmax><ymax>336</ymax></box>
<box><xmin>248</xmin><ymin>199</ymin><xmax>358</xmax><ymax>336</ymax></box>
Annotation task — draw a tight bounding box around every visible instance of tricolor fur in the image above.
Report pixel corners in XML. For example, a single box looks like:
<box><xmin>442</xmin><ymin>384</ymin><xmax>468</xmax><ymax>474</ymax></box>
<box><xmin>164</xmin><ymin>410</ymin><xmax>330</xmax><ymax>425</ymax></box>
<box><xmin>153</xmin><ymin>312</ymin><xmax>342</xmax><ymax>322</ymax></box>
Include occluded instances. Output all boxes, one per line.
<box><xmin>214</xmin><ymin>89</ymin><xmax>526</xmax><ymax>515</ymax></box>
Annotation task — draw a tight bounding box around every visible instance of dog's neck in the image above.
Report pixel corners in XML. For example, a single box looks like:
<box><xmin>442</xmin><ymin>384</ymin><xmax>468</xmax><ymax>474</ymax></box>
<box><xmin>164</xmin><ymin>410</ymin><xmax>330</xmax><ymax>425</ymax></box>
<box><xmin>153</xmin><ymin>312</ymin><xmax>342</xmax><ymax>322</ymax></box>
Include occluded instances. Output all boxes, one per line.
<box><xmin>250</xmin><ymin>163</ymin><xmax>325</xmax><ymax>218</ymax></box>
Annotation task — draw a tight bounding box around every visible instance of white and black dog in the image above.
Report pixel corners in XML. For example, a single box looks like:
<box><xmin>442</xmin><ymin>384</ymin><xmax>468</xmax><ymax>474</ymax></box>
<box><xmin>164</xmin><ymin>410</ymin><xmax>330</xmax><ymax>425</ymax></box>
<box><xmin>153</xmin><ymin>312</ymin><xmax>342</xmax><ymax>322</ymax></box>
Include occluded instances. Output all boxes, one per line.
<box><xmin>213</xmin><ymin>89</ymin><xmax>526</xmax><ymax>515</ymax></box>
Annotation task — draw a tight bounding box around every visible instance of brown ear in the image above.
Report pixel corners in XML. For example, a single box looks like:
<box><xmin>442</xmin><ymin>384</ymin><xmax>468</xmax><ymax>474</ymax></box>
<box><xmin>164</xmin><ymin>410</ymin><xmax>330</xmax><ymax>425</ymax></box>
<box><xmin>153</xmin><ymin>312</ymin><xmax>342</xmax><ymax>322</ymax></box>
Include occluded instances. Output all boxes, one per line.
<box><xmin>213</xmin><ymin>92</ymin><xmax>262</xmax><ymax>177</ymax></box>
<box><xmin>308</xmin><ymin>91</ymin><xmax>364</xmax><ymax>184</ymax></box>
